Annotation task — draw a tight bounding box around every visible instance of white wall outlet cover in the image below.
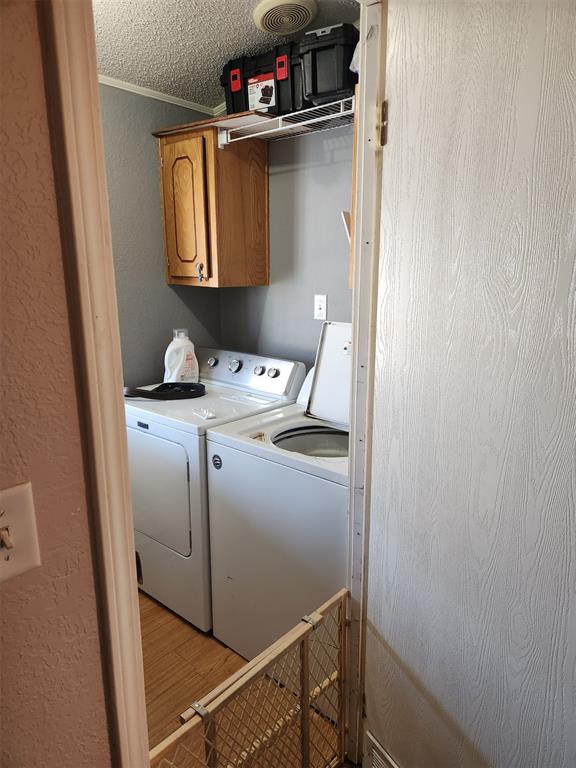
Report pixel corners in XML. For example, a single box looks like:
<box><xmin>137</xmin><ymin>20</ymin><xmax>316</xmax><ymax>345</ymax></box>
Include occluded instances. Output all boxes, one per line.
<box><xmin>314</xmin><ymin>294</ymin><xmax>327</xmax><ymax>320</ymax></box>
<box><xmin>0</xmin><ymin>482</ymin><xmax>41</xmax><ymax>584</ymax></box>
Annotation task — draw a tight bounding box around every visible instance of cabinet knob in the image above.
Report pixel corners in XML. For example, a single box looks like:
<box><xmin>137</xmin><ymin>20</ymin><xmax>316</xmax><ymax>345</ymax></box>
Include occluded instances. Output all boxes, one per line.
<box><xmin>197</xmin><ymin>263</ymin><xmax>205</xmax><ymax>283</ymax></box>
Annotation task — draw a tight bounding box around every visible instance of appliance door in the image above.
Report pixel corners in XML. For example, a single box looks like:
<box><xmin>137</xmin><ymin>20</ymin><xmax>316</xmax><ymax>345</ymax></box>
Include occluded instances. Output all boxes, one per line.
<box><xmin>127</xmin><ymin>427</ymin><xmax>191</xmax><ymax>556</ymax></box>
<box><xmin>307</xmin><ymin>321</ymin><xmax>352</xmax><ymax>426</ymax></box>
<box><xmin>208</xmin><ymin>441</ymin><xmax>348</xmax><ymax>660</ymax></box>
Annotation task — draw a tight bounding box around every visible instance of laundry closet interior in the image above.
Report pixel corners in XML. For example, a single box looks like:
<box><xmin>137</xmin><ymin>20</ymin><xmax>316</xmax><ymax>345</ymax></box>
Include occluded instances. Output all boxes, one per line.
<box><xmin>93</xmin><ymin>0</ymin><xmax>360</xmax><ymax>752</ymax></box>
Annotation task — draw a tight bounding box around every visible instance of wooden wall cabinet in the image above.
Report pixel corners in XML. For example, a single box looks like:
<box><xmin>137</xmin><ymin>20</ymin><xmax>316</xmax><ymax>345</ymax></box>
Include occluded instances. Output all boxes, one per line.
<box><xmin>155</xmin><ymin>127</ymin><xmax>269</xmax><ymax>287</ymax></box>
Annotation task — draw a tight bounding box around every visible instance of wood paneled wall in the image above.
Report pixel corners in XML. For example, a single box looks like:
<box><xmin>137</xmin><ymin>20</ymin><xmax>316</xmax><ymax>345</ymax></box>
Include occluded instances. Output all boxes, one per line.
<box><xmin>365</xmin><ymin>2</ymin><xmax>576</xmax><ymax>767</ymax></box>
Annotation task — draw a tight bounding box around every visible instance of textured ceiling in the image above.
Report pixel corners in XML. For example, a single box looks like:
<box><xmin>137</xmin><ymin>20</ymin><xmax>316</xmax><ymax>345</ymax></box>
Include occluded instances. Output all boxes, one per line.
<box><xmin>93</xmin><ymin>0</ymin><xmax>360</xmax><ymax>108</ymax></box>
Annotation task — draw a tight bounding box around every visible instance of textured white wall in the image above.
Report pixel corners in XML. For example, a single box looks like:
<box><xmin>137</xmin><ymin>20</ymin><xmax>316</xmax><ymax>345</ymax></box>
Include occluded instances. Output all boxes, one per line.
<box><xmin>365</xmin><ymin>1</ymin><xmax>576</xmax><ymax>767</ymax></box>
<box><xmin>0</xmin><ymin>2</ymin><xmax>112</xmax><ymax>765</ymax></box>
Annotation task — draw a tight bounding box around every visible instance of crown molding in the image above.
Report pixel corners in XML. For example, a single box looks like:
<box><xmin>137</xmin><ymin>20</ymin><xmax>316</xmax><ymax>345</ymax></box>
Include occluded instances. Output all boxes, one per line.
<box><xmin>212</xmin><ymin>101</ymin><xmax>227</xmax><ymax>117</ymax></box>
<box><xmin>97</xmin><ymin>75</ymin><xmax>224</xmax><ymax>116</ymax></box>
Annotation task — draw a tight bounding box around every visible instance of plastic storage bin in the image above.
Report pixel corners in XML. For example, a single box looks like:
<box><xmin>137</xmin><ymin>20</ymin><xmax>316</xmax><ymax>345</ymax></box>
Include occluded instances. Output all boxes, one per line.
<box><xmin>299</xmin><ymin>23</ymin><xmax>359</xmax><ymax>105</ymax></box>
<box><xmin>221</xmin><ymin>43</ymin><xmax>310</xmax><ymax>116</ymax></box>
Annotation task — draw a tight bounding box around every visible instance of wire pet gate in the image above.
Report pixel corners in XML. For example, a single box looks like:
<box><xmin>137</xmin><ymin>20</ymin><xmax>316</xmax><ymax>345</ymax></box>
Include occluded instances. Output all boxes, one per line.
<box><xmin>150</xmin><ymin>589</ymin><xmax>349</xmax><ymax>768</ymax></box>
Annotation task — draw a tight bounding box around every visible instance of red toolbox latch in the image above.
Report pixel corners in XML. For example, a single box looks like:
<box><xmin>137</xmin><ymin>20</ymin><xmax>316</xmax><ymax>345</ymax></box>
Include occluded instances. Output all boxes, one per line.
<box><xmin>230</xmin><ymin>68</ymin><xmax>242</xmax><ymax>93</ymax></box>
<box><xmin>275</xmin><ymin>55</ymin><xmax>289</xmax><ymax>81</ymax></box>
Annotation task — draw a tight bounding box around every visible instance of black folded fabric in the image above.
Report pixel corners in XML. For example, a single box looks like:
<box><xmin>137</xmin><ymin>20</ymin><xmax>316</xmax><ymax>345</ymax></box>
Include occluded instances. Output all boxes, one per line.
<box><xmin>123</xmin><ymin>382</ymin><xmax>206</xmax><ymax>400</ymax></box>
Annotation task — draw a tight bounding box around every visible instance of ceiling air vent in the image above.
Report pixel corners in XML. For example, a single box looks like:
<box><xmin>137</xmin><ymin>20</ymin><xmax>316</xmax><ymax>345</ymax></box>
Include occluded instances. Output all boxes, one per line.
<box><xmin>365</xmin><ymin>731</ymin><xmax>403</xmax><ymax>768</ymax></box>
<box><xmin>253</xmin><ymin>0</ymin><xmax>318</xmax><ymax>34</ymax></box>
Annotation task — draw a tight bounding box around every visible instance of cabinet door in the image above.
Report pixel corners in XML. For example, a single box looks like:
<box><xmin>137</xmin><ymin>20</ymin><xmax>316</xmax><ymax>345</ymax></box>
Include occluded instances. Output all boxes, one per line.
<box><xmin>161</xmin><ymin>136</ymin><xmax>209</xmax><ymax>280</ymax></box>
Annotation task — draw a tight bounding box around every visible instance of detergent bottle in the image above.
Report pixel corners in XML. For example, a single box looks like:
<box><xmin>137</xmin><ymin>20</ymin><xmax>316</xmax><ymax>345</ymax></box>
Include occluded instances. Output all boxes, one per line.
<box><xmin>163</xmin><ymin>329</ymin><xmax>199</xmax><ymax>383</ymax></box>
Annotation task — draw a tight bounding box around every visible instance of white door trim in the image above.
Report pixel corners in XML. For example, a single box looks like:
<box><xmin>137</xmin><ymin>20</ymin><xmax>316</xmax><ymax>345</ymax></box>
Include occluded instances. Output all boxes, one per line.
<box><xmin>37</xmin><ymin>1</ymin><xmax>149</xmax><ymax>764</ymax></box>
<box><xmin>37</xmin><ymin>0</ymin><xmax>385</xmax><ymax>764</ymax></box>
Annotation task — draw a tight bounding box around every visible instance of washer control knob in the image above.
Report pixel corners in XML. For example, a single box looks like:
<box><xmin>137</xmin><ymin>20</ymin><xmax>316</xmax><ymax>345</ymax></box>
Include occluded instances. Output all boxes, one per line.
<box><xmin>254</xmin><ymin>365</ymin><xmax>266</xmax><ymax>376</ymax></box>
<box><xmin>228</xmin><ymin>359</ymin><xmax>242</xmax><ymax>373</ymax></box>
<box><xmin>207</xmin><ymin>356</ymin><xmax>218</xmax><ymax>367</ymax></box>
<box><xmin>267</xmin><ymin>367</ymin><xmax>280</xmax><ymax>378</ymax></box>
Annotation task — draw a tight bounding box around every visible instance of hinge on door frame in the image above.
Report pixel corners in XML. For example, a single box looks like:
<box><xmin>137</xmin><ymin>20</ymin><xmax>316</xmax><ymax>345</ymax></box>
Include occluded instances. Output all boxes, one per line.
<box><xmin>378</xmin><ymin>100</ymin><xmax>388</xmax><ymax>147</ymax></box>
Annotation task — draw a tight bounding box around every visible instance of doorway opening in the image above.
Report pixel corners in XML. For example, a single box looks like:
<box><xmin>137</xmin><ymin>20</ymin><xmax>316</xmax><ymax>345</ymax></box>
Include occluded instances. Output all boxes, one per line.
<box><xmin>39</xmin><ymin>0</ymin><xmax>384</xmax><ymax>764</ymax></box>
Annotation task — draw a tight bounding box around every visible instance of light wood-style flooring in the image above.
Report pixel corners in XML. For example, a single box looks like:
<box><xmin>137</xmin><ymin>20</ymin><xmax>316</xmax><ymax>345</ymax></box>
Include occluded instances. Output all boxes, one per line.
<box><xmin>139</xmin><ymin>591</ymin><xmax>246</xmax><ymax>749</ymax></box>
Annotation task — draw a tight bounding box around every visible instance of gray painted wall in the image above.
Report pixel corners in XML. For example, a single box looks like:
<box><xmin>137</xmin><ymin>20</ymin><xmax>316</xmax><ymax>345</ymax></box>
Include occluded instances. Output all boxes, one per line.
<box><xmin>100</xmin><ymin>85</ymin><xmax>352</xmax><ymax>379</ymax></box>
<box><xmin>220</xmin><ymin>128</ymin><xmax>353</xmax><ymax>367</ymax></box>
<box><xmin>99</xmin><ymin>84</ymin><xmax>221</xmax><ymax>386</ymax></box>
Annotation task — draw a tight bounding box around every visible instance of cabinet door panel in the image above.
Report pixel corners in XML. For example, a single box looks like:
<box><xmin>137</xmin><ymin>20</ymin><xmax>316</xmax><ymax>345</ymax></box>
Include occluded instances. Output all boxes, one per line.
<box><xmin>162</xmin><ymin>136</ymin><xmax>209</xmax><ymax>279</ymax></box>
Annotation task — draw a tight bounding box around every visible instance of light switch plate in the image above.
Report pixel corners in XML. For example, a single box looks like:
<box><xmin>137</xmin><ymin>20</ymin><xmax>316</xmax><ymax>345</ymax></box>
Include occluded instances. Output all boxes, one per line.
<box><xmin>0</xmin><ymin>482</ymin><xmax>41</xmax><ymax>583</ymax></box>
<box><xmin>314</xmin><ymin>294</ymin><xmax>327</xmax><ymax>320</ymax></box>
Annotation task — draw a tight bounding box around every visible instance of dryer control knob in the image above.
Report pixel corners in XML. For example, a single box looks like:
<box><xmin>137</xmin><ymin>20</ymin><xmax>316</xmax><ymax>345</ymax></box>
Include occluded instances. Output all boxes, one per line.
<box><xmin>254</xmin><ymin>365</ymin><xmax>266</xmax><ymax>376</ymax></box>
<box><xmin>207</xmin><ymin>356</ymin><xmax>218</xmax><ymax>367</ymax></box>
<box><xmin>267</xmin><ymin>367</ymin><xmax>280</xmax><ymax>378</ymax></box>
<box><xmin>228</xmin><ymin>359</ymin><xmax>242</xmax><ymax>373</ymax></box>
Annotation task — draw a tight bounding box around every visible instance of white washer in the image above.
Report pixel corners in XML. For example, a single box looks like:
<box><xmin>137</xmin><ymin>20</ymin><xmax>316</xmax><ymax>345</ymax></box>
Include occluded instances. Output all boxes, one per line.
<box><xmin>125</xmin><ymin>348</ymin><xmax>306</xmax><ymax>631</ymax></box>
<box><xmin>207</xmin><ymin>322</ymin><xmax>352</xmax><ymax>659</ymax></box>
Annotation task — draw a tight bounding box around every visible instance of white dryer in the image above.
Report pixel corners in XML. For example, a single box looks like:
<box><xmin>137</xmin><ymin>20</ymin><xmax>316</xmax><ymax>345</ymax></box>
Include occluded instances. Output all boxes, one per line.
<box><xmin>207</xmin><ymin>322</ymin><xmax>352</xmax><ymax>659</ymax></box>
<box><xmin>125</xmin><ymin>348</ymin><xmax>306</xmax><ymax>631</ymax></box>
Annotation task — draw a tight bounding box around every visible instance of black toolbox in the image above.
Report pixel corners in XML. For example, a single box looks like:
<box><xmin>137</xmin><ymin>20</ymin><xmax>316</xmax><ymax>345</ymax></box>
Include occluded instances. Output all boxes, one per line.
<box><xmin>299</xmin><ymin>23</ymin><xmax>359</xmax><ymax>105</ymax></box>
<box><xmin>220</xmin><ymin>43</ymin><xmax>310</xmax><ymax>116</ymax></box>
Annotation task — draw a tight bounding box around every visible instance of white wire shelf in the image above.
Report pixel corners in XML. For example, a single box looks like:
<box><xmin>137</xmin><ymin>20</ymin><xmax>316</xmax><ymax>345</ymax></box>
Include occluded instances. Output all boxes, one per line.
<box><xmin>217</xmin><ymin>96</ymin><xmax>355</xmax><ymax>147</ymax></box>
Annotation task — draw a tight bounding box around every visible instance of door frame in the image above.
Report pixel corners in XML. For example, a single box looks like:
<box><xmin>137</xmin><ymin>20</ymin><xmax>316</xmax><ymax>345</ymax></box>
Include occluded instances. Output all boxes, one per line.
<box><xmin>37</xmin><ymin>0</ymin><xmax>386</xmax><ymax>765</ymax></box>
<box><xmin>346</xmin><ymin>2</ymin><xmax>386</xmax><ymax>762</ymax></box>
